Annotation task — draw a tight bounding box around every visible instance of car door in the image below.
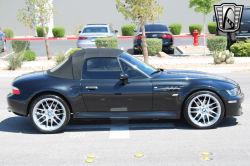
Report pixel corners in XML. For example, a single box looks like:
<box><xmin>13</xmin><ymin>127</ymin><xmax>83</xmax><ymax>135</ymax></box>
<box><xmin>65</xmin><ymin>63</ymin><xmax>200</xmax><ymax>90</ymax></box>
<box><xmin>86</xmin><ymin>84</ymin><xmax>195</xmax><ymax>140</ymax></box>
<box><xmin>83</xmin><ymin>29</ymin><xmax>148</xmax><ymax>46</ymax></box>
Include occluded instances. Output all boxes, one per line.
<box><xmin>80</xmin><ymin>57</ymin><xmax>153</xmax><ymax>112</ymax></box>
<box><xmin>239</xmin><ymin>8</ymin><xmax>250</xmax><ymax>36</ymax></box>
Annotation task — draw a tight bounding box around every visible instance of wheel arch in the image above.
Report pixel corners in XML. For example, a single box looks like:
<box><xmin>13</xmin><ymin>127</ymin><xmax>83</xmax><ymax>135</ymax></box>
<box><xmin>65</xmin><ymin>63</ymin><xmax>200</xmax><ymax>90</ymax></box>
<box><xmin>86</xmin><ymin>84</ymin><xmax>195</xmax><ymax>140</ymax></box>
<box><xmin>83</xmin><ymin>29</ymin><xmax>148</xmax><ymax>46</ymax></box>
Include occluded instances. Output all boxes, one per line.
<box><xmin>27</xmin><ymin>91</ymin><xmax>73</xmax><ymax>115</ymax></box>
<box><xmin>181</xmin><ymin>89</ymin><xmax>226</xmax><ymax>117</ymax></box>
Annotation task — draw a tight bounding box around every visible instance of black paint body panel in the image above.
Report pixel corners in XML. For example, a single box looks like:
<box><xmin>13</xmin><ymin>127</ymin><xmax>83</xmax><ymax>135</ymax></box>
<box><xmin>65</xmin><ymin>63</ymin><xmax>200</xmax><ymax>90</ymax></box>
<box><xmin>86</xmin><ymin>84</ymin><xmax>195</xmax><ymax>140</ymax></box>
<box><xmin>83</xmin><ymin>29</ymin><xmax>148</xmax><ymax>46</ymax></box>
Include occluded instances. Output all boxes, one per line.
<box><xmin>7</xmin><ymin>66</ymin><xmax>244</xmax><ymax>119</ymax></box>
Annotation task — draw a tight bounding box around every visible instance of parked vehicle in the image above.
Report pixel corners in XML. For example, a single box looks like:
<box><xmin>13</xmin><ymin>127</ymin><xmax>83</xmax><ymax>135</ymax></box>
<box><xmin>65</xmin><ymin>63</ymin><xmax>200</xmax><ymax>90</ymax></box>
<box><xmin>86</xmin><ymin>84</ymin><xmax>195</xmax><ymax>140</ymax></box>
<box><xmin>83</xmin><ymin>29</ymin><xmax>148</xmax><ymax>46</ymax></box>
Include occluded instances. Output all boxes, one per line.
<box><xmin>7</xmin><ymin>48</ymin><xmax>244</xmax><ymax>133</ymax></box>
<box><xmin>77</xmin><ymin>24</ymin><xmax>118</xmax><ymax>48</ymax></box>
<box><xmin>215</xmin><ymin>6</ymin><xmax>250</xmax><ymax>49</ymax></box>
<box><xmin>133</xmin><ymin>23</ymin><xmax>174</xmax><ymax>54</ymax></box>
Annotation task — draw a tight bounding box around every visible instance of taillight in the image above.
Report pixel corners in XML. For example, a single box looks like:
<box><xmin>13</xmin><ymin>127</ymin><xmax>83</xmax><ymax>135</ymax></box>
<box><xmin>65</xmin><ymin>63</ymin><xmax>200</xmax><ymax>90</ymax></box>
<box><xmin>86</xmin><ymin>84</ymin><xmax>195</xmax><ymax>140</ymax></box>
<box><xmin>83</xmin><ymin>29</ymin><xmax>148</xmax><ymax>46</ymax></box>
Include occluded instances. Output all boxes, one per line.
<box><xmin>137</xmin><ymin>35</ymin><xmax>147</xmax><ymax>40</ymax></box>
<box><xmin>78</xmin><ymin>37</ymin><xmax>88</xmax><ymax>40</ymax></box>
<box><xmin>162</xmin><ymin>34</ymin><xmax>172</xmax><ymax>39</ymax></box>
<box><xmin>12</xmin><ymin>86</ymin><xmax>20</xmax><ymax>95</ymax></box>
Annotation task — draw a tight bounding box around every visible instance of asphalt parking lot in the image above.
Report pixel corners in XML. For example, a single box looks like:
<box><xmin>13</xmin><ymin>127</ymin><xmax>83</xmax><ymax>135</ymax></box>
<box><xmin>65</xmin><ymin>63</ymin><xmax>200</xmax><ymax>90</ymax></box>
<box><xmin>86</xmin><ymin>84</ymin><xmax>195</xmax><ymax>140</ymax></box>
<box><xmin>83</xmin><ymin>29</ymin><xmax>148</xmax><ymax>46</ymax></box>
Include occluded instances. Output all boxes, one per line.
<box><xmin>3</xmin><ymin>37</ymin><xmax>207</xmax><ymax>57</ymax></box>
<box><xmin>0</xmin><ymin>72</ymin><xmax>249</xmax><ymax>166</ymax></box>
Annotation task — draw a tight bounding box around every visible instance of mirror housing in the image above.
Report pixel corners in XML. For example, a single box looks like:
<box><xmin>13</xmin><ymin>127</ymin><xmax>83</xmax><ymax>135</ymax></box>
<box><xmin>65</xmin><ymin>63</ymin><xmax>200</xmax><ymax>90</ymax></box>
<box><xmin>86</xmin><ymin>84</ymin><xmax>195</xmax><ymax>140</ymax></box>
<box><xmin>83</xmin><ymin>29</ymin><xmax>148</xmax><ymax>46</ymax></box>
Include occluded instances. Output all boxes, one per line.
<box><xmin>119</xmin><ymin>73</ymin><xmax>130</xmax><ymax>84</ymax></box>
<box><xmin>115</xmin><ymin>30</ymin><xmax>118</xmax><ymax>34</ymax></box>
<box><xmin>133</xmin><ymin>29</ymin><xmax>137</xmax><ymax>32</ymax></box>
<box><xmin>79</xmin><ymin>31</ymin><xmax>81</xmax><ymax>33</ymax></box>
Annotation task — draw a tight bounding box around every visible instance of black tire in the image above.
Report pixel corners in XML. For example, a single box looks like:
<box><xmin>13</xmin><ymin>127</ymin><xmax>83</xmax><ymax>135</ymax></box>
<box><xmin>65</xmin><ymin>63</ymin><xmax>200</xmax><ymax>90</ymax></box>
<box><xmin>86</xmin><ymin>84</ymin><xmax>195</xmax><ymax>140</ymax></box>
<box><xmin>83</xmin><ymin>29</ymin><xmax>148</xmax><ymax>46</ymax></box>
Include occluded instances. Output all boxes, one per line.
<box><xmin>29</xmin><ymin>94</ymin><xmax>70</xmax><ymax>134</ymax></box>
<box><xmin>167</xmin><ymin>49</ymin><xmax>174</xmax><ymax>54</ymax></box>
<box><xmin>133</xmin><ymin>49</ymin><xmax>141</xmax><ymax>55</ymax></box>
<box><xmin>183</xmin><ymin>91</ymin><xmax>225</xmax><ymax>129</ymax></box>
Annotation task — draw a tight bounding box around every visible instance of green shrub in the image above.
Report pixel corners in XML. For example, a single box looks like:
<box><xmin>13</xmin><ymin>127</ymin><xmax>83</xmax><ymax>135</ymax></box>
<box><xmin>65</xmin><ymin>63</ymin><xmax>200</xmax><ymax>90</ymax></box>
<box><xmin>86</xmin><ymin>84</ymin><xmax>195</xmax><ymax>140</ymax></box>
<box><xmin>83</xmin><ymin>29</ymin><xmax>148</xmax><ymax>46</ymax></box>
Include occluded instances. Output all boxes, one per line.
<box><xmin>69</xmin><ymin>48</ymin><xmax>81</xmax><ymax>55</ymax></box>
<box><xmin>213</xmin><ymin>50</ymin><xmax>235</xmax><ymax>64</ymax></box>
<box><xmin>18</xmin><ymin>50</ymin><xmax>36</xmax><ymax>61</ymax></box>
<box><xmin>230</xmin><ymin>42</ymin><xmax>250</xmax><ymax>57</ymax></box>
<box><xmin>207</xmin><ymin>36</ymin><xmax>227</xmax><ymax>52</ymax></box>
<box><xmin>141</xmin><ymin>39</ymin><xmax>162</xmax><ymax>55</ymax></box>
<box><xmin>36</xmin><ymin>26</ymin><xmax>49</xmax><ymax>37</ymax></box>
<box><xmin>208</xmin><ymin>22</ymin><xmax>217</xmax><ymax>34</ymax></box>
<box><xmin>189</xmin><ymin>24</ymin><xmax>203</xmax><ymax>35</ymax></box>
<box><xmin>169</xmin><ymin>23</ymin><xmax>182</xmax><ymax>35</ymax></box>
<box><xmin>11</xmin><ymin>40</ymin><xmax>30</xmax><ymax>53</ymax></box>
<box><xmin>121</xmin><ymin>25</ymin><xmax>136</xmax><ymax>36</ymax></box>
<box><xmin>53</xmin><ymin>50</ymin><xmax>66</xmax><ymax>64</ymax></box>
<box><xmin>95</xmin><ymin>38</ymin><xmax>118</xmax><ymax>49</ymax></box>
<box><xmin>7</xmin><ymin>53</ymin><xmax>24</xmax><ymax>70</ymax></box>
<box><xmin>3</xmin><ymin>29</ymin><xmax>14</xmax><ymax>38</ymax></box>
<box><xmin>52</xmin><ymin>27</ymin><xmax>66</xmax><ymax>37</ymax></box>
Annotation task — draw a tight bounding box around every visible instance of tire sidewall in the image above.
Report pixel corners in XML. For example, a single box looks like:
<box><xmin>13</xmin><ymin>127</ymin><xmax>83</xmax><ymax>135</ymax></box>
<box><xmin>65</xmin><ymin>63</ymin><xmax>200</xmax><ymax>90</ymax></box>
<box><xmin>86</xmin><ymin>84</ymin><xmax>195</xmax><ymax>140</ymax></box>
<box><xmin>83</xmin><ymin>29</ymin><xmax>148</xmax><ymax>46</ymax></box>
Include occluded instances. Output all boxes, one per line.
<box><xmin>29</xmin><ymin>94</ymin><xmax>70</xmax><ymax>134</ymax></box>
<box><xmin>183</xmin><ymin>91</ymin><xmax>225</xmax><ymax>129</ymax></box>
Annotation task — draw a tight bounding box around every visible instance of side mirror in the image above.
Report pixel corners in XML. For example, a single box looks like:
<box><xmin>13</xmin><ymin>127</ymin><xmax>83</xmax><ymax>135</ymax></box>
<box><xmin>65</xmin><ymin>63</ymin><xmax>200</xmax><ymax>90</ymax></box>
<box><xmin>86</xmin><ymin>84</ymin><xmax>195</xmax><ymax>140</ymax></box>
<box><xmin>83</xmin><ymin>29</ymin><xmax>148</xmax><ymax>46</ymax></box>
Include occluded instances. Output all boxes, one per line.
<box><xmin>133</xmin><ymin>29</ymin><xmax>137</xmax><ymax>32</ymax></box>
<box><xmin>79</xmin><ymin>31</ymin><xmax>81</xmax><ymax>33</ymax></box>
<box><xmin>119</xmin><ymin>73</ymin><xmax>130</xmax><ymax>84</ymax></box>
<box><xmin>115</xmin><ymin>30</ymin><xmax>118</xmax><ymax>34</ymax></box>
<box><xmin>168</xmin><ymin>28</ymin><xmax>171</xmax><ymax>32</ymax></box>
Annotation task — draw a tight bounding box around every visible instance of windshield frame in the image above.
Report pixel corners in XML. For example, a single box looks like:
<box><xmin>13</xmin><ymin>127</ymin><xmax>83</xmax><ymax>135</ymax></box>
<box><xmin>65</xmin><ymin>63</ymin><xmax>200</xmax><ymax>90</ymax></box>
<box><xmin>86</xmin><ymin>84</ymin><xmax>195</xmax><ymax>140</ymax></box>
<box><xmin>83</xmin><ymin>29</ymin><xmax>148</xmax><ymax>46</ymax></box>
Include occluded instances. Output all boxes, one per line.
<box><xmin>119</xmin><ymin>52</ymin><xmax>157</xmax><ymax>77</ymax></box>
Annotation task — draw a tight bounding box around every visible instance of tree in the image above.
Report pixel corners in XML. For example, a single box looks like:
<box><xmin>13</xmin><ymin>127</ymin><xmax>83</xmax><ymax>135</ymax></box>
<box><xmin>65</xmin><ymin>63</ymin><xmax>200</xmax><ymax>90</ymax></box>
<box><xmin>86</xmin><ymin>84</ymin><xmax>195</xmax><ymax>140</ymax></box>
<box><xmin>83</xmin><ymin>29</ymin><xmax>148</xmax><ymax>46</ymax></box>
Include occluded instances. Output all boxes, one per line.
<box><xmin>116</xmin><ymin>0</ymin><xmax>163</xmax><ymax>63</ymax></box>
<box><xmin>17</xmin><ymin>0</ymin><xmax>58</xmax><ymax>60</ymax></box>
<box><xmin>189</xmin><ymin>0</ymin><xmax>221</xmax><ymax>56</ymax></box>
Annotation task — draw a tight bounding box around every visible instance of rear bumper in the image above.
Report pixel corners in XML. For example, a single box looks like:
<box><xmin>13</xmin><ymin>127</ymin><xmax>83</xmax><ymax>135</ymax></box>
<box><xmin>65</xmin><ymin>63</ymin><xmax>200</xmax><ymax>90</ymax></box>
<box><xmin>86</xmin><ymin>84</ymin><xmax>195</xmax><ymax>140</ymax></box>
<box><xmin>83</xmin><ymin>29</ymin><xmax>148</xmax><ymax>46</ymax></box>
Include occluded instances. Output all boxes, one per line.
<box><xmin>77</xmin><ymin>41</ymin><xmax>96</xmax><ymax>48</ymax></box>
<box><xmin>224</xmin><ymin>93</ymin><xmax>244</xmax><ymax>117</ymax></box>
<box><xmin>134</xmin><ymin>44</ymin><xmax>174</xmax><ymax>51</ymax></box>
<box><xmin>235</xmin><ymin>36</ymin><xmax>250</xmax><ymax>41</ymax></box>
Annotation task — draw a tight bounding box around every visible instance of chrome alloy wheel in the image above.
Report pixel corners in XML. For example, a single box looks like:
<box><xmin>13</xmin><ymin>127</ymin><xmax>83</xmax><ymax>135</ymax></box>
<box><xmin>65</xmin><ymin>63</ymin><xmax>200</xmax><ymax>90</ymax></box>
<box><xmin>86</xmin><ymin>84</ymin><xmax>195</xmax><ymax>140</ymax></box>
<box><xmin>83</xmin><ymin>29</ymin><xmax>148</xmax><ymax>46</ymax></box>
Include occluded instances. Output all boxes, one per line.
<box><xmin>188</xmin><ymin>94</ymin><xmax>221</xmax><ymax>127</ymax></box>
<box><xmin>32</xmin><ymin>98</ymin><xmax>66</xmax><ymax>131</ymax></box>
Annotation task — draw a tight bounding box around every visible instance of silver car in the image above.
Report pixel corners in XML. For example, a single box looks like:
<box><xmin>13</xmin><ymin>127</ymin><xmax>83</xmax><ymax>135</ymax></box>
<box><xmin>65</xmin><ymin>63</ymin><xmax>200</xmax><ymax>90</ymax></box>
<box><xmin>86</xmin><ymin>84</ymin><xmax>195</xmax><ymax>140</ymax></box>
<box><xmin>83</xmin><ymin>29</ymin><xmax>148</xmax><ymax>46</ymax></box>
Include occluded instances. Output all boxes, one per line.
<box><xmin>77</xmin><ymin>24</ymin><xmax>118</xmax><ymax>48</ymax></box>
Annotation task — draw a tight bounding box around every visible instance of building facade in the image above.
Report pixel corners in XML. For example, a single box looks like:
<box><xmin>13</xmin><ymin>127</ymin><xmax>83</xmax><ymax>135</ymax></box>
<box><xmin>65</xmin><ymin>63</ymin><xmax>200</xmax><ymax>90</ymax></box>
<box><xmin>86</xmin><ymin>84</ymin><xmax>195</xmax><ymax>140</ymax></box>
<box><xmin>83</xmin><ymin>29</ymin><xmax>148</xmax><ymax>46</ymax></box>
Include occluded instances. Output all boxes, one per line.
<box><xmin>0</xmin><ymin>0</ymin><xmax>248</xmax><ymax>36</ymax></box>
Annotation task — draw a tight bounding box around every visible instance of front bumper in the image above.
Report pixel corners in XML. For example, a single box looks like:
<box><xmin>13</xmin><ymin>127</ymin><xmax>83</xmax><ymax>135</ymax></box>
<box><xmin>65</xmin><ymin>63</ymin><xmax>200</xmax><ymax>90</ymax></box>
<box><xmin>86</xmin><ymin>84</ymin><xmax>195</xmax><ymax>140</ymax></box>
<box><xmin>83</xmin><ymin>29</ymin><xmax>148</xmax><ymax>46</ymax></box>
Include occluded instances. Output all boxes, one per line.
<box><xmin>224</xmin><ymin>93</ymin><xmax>244</xmax><ymax>117</ymax></box>
<box><xmin>7</xmin><ymin>93</ymin><xmax>29</xmax><ymax>116</ymax></box>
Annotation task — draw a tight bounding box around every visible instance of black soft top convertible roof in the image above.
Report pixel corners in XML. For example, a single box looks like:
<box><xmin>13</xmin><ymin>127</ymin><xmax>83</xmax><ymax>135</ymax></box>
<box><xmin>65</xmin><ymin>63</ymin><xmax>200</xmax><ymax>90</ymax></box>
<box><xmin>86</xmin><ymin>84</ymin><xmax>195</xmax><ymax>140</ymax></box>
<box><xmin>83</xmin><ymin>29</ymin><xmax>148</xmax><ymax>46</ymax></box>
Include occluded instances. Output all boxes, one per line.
<box><xmin>47</xmin><ymin>48</ymin><xmax>123</xmax><ymax>79</ymax></box>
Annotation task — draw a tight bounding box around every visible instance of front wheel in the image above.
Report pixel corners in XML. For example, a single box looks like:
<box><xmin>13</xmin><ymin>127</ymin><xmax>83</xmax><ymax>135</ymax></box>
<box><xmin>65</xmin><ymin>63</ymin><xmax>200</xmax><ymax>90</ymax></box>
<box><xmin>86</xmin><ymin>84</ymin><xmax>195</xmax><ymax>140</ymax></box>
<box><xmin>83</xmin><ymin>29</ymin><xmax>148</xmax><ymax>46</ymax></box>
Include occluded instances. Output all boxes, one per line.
<box><xmin>29</xmin><ymin>94</ymin><xmax>70</xmax><ymax>134</ymax></box>
<box><xmin>183</xmin><ymin>91</ymin><xmax>224</xmax><ymax>129</ymax></box>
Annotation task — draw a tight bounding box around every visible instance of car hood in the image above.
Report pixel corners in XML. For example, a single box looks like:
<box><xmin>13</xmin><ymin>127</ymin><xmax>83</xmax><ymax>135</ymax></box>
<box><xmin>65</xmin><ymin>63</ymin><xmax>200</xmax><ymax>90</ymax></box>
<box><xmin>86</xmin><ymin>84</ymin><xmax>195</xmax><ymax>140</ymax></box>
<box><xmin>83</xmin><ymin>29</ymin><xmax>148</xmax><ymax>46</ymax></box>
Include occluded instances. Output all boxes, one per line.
<box><xmin>154</xmin><ymin>69</ymin><xmax>238</xmax><ymax>86</ymax></box>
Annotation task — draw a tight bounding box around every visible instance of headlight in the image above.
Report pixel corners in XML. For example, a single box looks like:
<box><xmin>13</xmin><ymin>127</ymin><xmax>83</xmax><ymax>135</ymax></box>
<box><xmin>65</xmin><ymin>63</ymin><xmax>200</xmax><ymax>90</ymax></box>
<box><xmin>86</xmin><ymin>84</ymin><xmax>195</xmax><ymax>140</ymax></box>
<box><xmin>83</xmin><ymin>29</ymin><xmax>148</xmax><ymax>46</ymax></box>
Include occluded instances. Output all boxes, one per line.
<box><xmin>226</xmin><ymin>87</ymin><xmax>240</xmax><ymax>96</ymax></box>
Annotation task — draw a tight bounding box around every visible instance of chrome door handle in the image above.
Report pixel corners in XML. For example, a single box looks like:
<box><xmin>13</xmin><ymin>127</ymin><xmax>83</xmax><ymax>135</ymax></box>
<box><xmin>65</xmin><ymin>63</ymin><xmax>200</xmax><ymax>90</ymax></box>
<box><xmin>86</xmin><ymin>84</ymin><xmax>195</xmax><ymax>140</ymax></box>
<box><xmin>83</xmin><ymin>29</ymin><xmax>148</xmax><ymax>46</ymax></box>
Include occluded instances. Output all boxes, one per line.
<box><xmin>85</xmin><ymin>86</ymin><xmax>98</xmax><ymax>90</ymax></box>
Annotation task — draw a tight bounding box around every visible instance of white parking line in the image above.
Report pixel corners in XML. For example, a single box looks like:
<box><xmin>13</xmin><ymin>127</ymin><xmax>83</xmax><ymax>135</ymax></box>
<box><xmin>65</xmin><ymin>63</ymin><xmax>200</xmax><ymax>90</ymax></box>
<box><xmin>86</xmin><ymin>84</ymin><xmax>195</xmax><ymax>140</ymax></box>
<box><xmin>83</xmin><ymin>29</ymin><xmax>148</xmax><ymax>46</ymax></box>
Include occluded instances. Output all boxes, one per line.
<box><xmin>109</xmin><ymin>119</ymin><xmax>130</xmax><ymax>139</ymax></box>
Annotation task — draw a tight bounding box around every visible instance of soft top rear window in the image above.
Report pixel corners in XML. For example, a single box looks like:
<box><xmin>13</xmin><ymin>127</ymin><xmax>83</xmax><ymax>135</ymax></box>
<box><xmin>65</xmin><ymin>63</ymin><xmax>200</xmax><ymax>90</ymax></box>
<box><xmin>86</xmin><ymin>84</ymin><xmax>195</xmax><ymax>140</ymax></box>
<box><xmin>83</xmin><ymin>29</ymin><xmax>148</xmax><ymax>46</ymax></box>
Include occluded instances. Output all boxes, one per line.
<box><xmin>140</xmin><ymin>25</ymin><xmax>168</xmax><ymax>32</ymax></box>
<box><xmin>82</xmin><ymin>27</ymin><xmax>108</xmax><ymax>33</ymax></box>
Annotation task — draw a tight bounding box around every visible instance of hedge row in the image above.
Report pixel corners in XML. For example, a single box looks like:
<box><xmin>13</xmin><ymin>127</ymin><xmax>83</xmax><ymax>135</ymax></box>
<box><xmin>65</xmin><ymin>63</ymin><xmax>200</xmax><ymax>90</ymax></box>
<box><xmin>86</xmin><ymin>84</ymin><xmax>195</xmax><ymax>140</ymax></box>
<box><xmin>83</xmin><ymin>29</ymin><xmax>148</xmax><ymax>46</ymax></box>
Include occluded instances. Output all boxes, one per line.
<box><xmin>36</xmin><ymin>26</ymin><xmax>65</xmax><ymax>37</ymax></box>
<box><xmin>230</xmin><ymin>39</ymin><xmax>250</xmax><ymax>57</ymax></box>
<box><xmin>121</xmin><ymin>25</ymin><xmax>136</xmax><ymax>36</ymax></box>
<box><xmin>95</xmin><ymin>38</ymin><xmax>118</xmax><ymax>49</ymax></box>
<box><xmin>142</xmin><ymin>39</ymin><xmax>162</xmax><ymax>55</ymax></box>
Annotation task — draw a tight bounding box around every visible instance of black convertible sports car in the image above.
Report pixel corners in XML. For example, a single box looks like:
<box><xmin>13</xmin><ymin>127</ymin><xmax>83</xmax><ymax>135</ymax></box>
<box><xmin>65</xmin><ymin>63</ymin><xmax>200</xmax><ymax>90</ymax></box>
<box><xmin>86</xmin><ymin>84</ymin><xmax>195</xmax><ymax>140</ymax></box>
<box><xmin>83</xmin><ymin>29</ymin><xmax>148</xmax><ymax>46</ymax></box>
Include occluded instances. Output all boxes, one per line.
<box><xmin>7</xmin><ymin>49</ymin><xmax>244</xmax><ymax>133</ymax></box>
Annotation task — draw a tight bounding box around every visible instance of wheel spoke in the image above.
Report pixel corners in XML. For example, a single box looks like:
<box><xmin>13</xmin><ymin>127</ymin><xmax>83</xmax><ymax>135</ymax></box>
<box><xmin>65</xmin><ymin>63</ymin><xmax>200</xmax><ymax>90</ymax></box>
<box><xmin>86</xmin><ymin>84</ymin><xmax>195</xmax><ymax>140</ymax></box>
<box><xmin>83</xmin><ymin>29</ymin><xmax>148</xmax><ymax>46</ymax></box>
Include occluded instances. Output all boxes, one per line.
<box><xmin>210</xmin><ymin>106</ymin><xmax>218</xmax><ymax>110</ymax></box>
<box><xmin>46</xmin><ymin>119</ymin><xmax>49</xmax><ymax>128</ymax></box>
<box><xmin>203</xmin><ymin>116</ymin><xmax>206</xmax><ymax>124</ymax></box>
<box><xmin>191</xmin><ymin>111</ymin><xmax>199</xmax><ymax>113</ymax></box>
<box><xmin>54</xmin><ymin>115</ymin><xmax>61</xmax><ymax>121</ymax></box>
<box><xmin>40</xmin><ymin>118</ymin><xmax>47</xmax><ymax>124</ymax></box>
<box><xmin>50</xmin><ymin>100</ymin><xmax>55</xmax><ymax>108</ymax></box>
<box><xmin>45</xmin><ymin>100</ymin><xmax>49</xmax><ymax>108</ymax></box>
<box><xmin>207</xmin><ymin>97</ymin><xmax>211</xmax><ymax>106</ymax></box>
<box><xmin>207</xmin><ymin>115</ymin><xmax>210</xmax><ymax>124</ymax></box>
<box><xmin>208</xmin><ymin>102</ymin><xmax>216</xmax><ymax>107</ymax></box>
<box><xmin>203</xmin><ymin>95</ymin><xmax>207</xmax><ymax>104</ymax></box>
<box><xmin>209</xmin><ymin>114</ymin><xmax>216</xmax><ymax>119</ymax></box>
<box><xmin>194</xmin><ymin>100</ymin><xmax>200</xmax><ymax>106</ymax></box>
<box><xmin>197</xmin><ymin>116</ymin><xmax>202</xmax><ymax>122</ymax></box>
<box><xmin>194</xmin><ymin>113</ymin><xmax>200</xmax><ymax>119</ymax></box>
<box><xmin>38</xmin><ymin>115</ymin><xmax>45</xmax><ymax>120</ymax></box>
<box><xmin>41</xmin><ymin>102</ymin><xmax>46</xmax><ymax>110</ymax></box>
<box><xmin>53</xmin><ymin>119</ymin><xmax>59</xmax><ymax>125</ymax></box>
<box><xmin>210</xmin><ymin>110</ymin><xmax>218</xmax><ymax>115</ymax></box>
<box><xmin>197</xmin><ymin>97</ymin><xmax>203</xmax><ymax>105</ymax></box>
<box><xmin>56</xmin><ymin>113</ymin><xmax>64</xmax><ymax>116</ymax></box>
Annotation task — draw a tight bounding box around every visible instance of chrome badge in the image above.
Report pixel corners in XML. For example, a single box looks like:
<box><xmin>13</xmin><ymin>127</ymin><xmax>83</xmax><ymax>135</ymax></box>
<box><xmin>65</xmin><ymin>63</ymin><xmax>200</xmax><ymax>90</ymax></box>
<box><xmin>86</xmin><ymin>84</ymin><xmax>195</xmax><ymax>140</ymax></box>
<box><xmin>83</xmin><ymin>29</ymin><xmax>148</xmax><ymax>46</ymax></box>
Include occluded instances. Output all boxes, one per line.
<box><xmin>214</xmin><ymin>3</ymin><xmax>244</xmax><ymax>33</ymax></box>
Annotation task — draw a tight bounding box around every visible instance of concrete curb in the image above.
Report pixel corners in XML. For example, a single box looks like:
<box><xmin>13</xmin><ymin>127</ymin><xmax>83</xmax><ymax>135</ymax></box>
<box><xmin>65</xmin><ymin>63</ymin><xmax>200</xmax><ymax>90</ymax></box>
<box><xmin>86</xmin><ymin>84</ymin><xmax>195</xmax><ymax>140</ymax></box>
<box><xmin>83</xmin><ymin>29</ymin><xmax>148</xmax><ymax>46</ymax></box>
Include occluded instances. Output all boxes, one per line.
<box><xmin>176</xmin><ymin>45</ymin><xmax>213</xmax><ymax>55</ymax></box>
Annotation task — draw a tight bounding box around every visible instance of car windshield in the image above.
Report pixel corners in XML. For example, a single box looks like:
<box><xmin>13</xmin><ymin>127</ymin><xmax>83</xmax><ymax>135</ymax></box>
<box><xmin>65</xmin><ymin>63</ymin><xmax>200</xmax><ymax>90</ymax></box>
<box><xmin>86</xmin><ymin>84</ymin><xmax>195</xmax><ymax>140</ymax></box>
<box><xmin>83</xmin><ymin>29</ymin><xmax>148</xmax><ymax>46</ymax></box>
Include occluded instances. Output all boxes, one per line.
<box><xmin>140</xmin><ymin>25</ymin><xmax>168</xmax><ymax>32</ymax></box>
<box><xmin>82</xmin><ymin>27</ymin><xmax>108</xmax><ymax>33</ymax></box>
<box><xmin>119</xmin><ymin>53</ymin><xmax>157</xmax><ymax>76</ymax></box>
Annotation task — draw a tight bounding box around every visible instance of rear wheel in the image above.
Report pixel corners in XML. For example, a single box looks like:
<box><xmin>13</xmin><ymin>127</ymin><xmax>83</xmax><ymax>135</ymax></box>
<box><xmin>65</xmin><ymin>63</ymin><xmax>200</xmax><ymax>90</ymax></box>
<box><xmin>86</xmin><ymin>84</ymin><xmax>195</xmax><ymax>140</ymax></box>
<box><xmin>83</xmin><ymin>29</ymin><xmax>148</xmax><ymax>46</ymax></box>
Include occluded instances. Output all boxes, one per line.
<box><xmin>166</xmin><ymin>49</ymin><xmax>174</xmax><ymax>54</ymax></box>
<box><xmin>183</xmin><ymin>91</ymin><xmax>224</xmax><ymax>129</ymax></box>
<box><xmin>29</xmin><ymin>94</ymin><xmax>70</xmax><ymax>134</ymax></box>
